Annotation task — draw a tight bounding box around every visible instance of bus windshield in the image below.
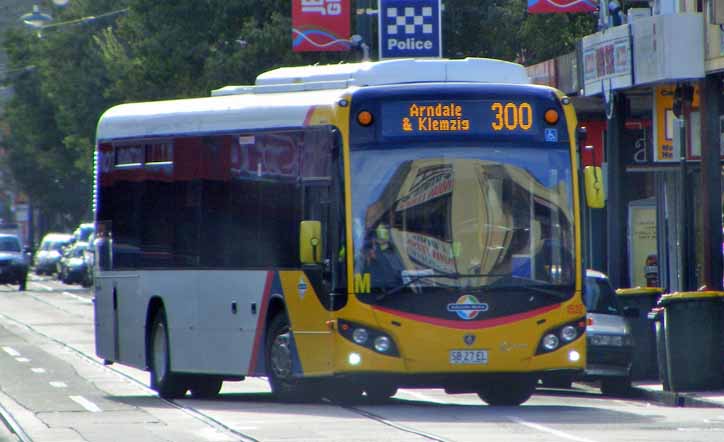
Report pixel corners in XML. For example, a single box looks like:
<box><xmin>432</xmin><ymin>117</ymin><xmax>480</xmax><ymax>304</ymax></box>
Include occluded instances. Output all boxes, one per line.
<box><xmin>350</xmin><ymin>144</ymin><xmax>574</xmax><ymax>293</ymax></box>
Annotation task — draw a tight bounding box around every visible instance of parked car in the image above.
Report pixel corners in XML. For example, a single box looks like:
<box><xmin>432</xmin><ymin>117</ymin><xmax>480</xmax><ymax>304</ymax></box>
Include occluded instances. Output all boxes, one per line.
<box><xmin>73</xmin><ymin>223</ymin><xmax>94</xmax><ymax>244</ymax></box>
<box><xmin>540</xmin><ymin>269</ymin><xmax>636</xmax><ymax>396</ymax></box>
<box><xmin>58</xmin><ymin>241</ymin><xmax>90</xmax><ymax>285</ymax></box>
<box><xmin>0</xmin><ymin>233</ymin><xmax>30</xmax><ymax>291</ymax></box>
<box><xmin>34</xmin><ymin>233</ymin><xmax>73</xmax><ymax>275</ymax></box>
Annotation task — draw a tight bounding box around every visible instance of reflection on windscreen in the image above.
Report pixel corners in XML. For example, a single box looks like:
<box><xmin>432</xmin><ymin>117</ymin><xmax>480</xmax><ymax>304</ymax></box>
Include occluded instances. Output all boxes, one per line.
<box><xmin>351</xmin><ymin>147</ymin><xmax>574</xmax><ymax>291</ymax></box>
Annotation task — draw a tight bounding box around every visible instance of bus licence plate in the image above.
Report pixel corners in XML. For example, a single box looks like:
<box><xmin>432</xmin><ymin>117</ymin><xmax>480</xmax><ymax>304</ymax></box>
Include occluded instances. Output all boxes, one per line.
<box><xmin>449</xmin><ymin>350</ymin><xmax>488</xmax><ymax>365</ymax></box>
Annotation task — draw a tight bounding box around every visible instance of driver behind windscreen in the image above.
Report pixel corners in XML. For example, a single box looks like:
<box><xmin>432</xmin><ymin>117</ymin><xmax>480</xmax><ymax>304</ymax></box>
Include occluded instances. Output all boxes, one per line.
<box><xmin>363</xmin><ymin>223</ymin><xmax>404</xmax><ymax>288</ymax></box>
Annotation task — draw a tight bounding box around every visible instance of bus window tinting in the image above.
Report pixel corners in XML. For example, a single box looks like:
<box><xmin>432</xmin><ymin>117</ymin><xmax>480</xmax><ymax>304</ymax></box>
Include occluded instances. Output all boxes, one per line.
<box><xmin>97</xmin><ymin>129</ymin><xmax>335</xmax><ymax>269</ymax></box>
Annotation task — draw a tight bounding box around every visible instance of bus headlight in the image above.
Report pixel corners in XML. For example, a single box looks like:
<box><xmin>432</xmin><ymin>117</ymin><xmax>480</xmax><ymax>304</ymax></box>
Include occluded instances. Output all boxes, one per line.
<box><xmin>542</xmin><ymin>334</ymin><xmax>559</xmax><ymax>351</ymax></box>
<box><xmin>560</xmin><ymin>325</ymin><xmax>578</xmax><ymax>342</ymax></box>
<box><xmin>535</xmin><ymin>318</ymin><xmax>586</xmax><ymax>355</ymax></box>
<box><xmin>337</xmin><ymin>319</ymin><xmax>400</xmax><ymax>357</ymax></box>
<box><xmin>352</xmin><ymin>328</ymin><xmax>369</xmax><ymax>345</ymax></box>
<box><xmin>374</xmin><ymin>336</ymin><xmax>391</xmax><ymax>353</ymax></box>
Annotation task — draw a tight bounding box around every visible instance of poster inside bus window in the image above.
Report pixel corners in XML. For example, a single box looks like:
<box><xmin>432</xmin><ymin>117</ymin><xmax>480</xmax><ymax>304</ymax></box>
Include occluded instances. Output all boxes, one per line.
<box><xmin>381</xmin><ymin>100</ymin><xmax>550</xmax><ymax>140</ymax></box>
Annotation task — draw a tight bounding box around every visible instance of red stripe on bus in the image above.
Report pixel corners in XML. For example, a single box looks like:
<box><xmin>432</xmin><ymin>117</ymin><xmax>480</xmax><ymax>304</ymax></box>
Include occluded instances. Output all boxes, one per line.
<box><xmin>371</xmin><ymin>303</ymin><xmax>559</xmax><ymax>330</ymax></box>
<box><xmin>303</xmin><ymin>107</ymin><xmax>316</xmax><ymax>126</ymax></box>
<box><xmin>248</xmin><ymin>271</ymin><xmax>274</xmax><ymax>374</ymax></box>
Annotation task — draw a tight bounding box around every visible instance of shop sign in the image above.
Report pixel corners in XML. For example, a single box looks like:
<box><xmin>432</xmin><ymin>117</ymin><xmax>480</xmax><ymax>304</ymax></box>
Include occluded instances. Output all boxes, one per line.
<box><xmin>292</xmin><ymin>0</ymin><xmax>351</xmax><ymax>52</ymax></box>
<box><xmin>632</xmin><ymin>14</ymin><xmax>704</xmax><ymax>86</ymax></box>
<box><xmin>581</xmin><ymin>25</ymin><xmax>633</xmax><ymax>97</ymax></box>
<box><xmin>652</xmin><ymin>85</ymin><xmax>707</xmax><ymax>162</ymax></box>
<box><xmin>527</xmin><ymin>0</ymin><xmax>596</xmax><ymax>13</ymax></box>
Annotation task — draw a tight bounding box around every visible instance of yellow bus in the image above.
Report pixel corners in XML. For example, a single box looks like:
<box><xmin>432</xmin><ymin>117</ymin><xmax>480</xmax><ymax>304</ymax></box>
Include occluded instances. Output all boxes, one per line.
<box><xmin>93</xmin><ymin>58</ymin><xmax>592</xmax><ymax>406</ymax></box>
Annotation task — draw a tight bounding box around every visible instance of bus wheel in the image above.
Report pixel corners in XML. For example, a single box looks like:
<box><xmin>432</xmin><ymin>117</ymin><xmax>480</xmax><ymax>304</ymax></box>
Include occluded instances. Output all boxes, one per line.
<box><xmin>477</xmin><ymin>375</ymin><xmax>536</xmax><ymax>406</ymax></box>
<box><xmin>190</xmin><ymin>376</ymin><xmax>223</xmax><ymax>399</ymax></box>
<box><xmin>149</xmin><ymin>309</ymin><xmax>188</xmax><ymax>399</ymax></box>
<box><xmin>266</xmin><ymin>313</ymin><xmax>319</xmax><ymax>402</ymax></box>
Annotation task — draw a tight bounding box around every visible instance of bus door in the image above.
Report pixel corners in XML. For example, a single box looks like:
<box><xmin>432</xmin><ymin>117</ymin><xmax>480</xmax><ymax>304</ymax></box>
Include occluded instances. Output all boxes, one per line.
<box><xmin>94</xmin><ymin>273</ymin><xmax>142</xmax><ymax>367</ymax></box>
<box><xmin>286</xmin><ymin>177</ymin><xmax>335</xmax><ymax>376</ymax></box>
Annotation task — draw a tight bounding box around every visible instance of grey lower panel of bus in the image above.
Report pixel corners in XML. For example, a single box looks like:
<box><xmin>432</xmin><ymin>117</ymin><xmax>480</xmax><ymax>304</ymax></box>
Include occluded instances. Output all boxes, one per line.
<box><xmin>94</xmin><ymin>270</ymin><xmax>269</xmax><ymax>376</ymax></box>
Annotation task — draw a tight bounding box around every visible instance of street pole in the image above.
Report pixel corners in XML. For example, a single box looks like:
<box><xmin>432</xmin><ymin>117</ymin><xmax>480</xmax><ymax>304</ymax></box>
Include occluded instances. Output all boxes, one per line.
<box><xmin>699</xmin><ymin>75</ymin><xmax>723</xmax><ymax>290</ymax></box>
<box><xmin>605</xmin><ymin>93</ymin><xmax>626</xmax><ymax>289</ymax></box>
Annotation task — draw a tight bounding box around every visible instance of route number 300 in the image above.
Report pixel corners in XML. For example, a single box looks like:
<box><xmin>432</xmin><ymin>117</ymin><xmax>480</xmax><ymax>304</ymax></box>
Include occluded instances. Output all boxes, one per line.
<box><xmin>490</xmin><ymin>102</ymin><xmax>533</xmax><ymax>131</ymax></box>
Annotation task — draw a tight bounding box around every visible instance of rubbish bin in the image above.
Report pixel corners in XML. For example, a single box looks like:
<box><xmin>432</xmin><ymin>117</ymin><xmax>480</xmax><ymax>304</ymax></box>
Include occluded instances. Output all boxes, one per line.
<box><xmin>616</xmin><ymin>287</ymin><xmax>663</xmax><ymax>380</ymax></box>
<box><xmin>648</xmin><ymin>306</ymin><xmax>669</xmax><ymax>391</ymax></box>
<box><xmin>659</xmin><ymin>291</ymin><xmax>724</xmax><ymax>392</ymax></box>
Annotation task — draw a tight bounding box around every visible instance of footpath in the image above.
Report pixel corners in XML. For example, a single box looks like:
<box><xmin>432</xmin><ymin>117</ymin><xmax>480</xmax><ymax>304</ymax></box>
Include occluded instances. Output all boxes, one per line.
<box><xmin>633</xmin><ymin>381</ymin><xmax>724</xmax><ymax>408</ymax></box>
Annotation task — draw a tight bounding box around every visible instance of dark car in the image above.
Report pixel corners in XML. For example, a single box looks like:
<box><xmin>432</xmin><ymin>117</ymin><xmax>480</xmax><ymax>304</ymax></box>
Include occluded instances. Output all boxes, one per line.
<box><xmin>58</xmin><ymin>241</ymin><xmax>90</xmax><ymax>285</ymax></box>
<box><xmin>0</xmin><ymin>234</ymin><xmax>30</xmax><ymax>291</ymax></box>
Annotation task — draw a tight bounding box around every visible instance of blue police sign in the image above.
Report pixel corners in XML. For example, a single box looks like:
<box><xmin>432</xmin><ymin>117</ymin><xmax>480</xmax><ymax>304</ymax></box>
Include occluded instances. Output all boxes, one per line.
<box><xmin>378</xmin><ymin>0</ymin><xmax>441</xmax><ymax>59</ymax></box>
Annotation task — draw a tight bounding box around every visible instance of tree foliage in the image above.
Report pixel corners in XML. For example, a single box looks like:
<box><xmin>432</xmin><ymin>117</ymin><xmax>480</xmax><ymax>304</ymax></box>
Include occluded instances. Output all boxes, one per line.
<box><xmin>1</xmin><ymin>0</ymin><xmax>596</xmax><ymax>234</ymax></box>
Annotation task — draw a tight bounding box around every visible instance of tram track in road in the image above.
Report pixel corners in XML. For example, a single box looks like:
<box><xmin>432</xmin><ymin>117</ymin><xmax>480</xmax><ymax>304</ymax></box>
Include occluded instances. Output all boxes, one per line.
<box><xmin>1</xmin><ymin>285</ymin><xmax>605</xmax><ymax>442</ymax></box>
<box><xmin>335</xmin><ymin>402</ymin><xmax>454</xmax><ymax>442</ymax></box>
<box><xmin>0</xmin><ymin>399</ymin><xmax>33</xmax><ymax>442</ymax></box>
<box><xmin>0</xmin><ymin>293</ymin><xmax>465</xmax><ymax>442</ymax></box>
<box><xmin>0</xmin><ymin>309</ymin><xmax>260</xmax><ymax>442</ymax></box>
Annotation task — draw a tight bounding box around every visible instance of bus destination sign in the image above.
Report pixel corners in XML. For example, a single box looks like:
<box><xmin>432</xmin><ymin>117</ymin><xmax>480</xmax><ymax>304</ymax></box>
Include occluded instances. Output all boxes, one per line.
<box><xmin>381</xmin><ymin>100</ymin><xmax>549</xmax><ymax>140</ymax></box>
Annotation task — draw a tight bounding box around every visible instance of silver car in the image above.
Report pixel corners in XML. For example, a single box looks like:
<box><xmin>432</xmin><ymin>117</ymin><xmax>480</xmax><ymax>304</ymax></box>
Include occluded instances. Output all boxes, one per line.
<box><xmin>583</xmin><ymin>269</ymin><xmax>635</xmax><ymax>395</ymax></box>
<box><xmin>540</xmin><ymin>269</ymin><xmax>635</xmax><ymax>396</ymax></box>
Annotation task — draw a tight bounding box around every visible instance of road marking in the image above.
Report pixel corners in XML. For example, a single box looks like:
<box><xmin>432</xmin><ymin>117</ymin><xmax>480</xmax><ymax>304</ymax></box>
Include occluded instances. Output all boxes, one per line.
<box><xmin>31</xmin><ymin>368</ymin><xmax>46</xmax><ymax>373</ymax></box>
<box><xmin>69</xmin><ymin>395</ymin><xmax>102</xmax><ymax>413</ymax></box>
<box><xmin>62</xmin><ymin>291</ymin><xmax>93</xmax><ymax>304</ymax></box>
<box><xmin>2</xmin><ymin>347</ymin><xmax>21</xmax><ymax>357</ymax></box>
<box><xmin>397</xmin><ymin>390</ymin><xmax>448</xmax><ymax>404</ymax></box>
<box><xmin>507</xmin><ymin>416</ymin><xmax>599</xmax><ymax>442</ymax></box>
<box><xmin>49</xmin><ymin>381</ymin><xmax>67</xmax><ymax>388</ymax></box>
<box><xmin>15</xmin><ymin>357</ymin><xmax>30</xmax><ymax>363</ymax></box>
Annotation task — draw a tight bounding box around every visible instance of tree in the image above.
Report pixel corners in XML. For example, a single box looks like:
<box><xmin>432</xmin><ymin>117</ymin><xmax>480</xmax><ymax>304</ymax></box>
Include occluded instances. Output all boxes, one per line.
<box><xmin>1</xmin><ymin>0</ymin><xmax>597</xmax><ymax>235</ymax></box>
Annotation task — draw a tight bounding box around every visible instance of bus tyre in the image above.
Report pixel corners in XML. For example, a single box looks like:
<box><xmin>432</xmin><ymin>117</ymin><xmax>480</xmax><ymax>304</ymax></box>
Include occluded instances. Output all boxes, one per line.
<box><xmin>477</xmin><ymin>375</ymin><xmax>536</xmax><ymax>406</ymax></box>
<box><xmin>149</xmin><ymin>310</ymin><xmax>188</xmax><ymax>399</ymax></box>
<box><xmin>266</xmin><ymin>313</ymin><xmax>318</xmax><ymax>402</ymax></box>
<box><xmin>189</xmin><ymin>376</ymin><xmax>223</xmax><ymax>399</ymax></box>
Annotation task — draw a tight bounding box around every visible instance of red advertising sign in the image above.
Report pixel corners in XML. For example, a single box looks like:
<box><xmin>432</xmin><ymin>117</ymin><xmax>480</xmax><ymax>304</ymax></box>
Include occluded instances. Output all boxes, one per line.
<box><xmin>292</xmin><ymin>0</ymin><xmax>350</xmax><ymax>52</ymax></box>
<box><xmin>527</xmin><ymin>0</ymin><xmax>597</xmax><ymax>13</ymax></box>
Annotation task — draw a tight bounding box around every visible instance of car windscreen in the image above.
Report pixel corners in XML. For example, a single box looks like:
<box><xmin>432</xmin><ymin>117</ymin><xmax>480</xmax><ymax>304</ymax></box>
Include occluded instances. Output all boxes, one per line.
<box><xmin>583</xmin><ymin>276</ymin><xmax>620</xmax><ymax>314</ymax></box>
<box><xmin>0</xmin><ymin>237</ymin><xmax>21</xmax><ymax>252</ymax></box>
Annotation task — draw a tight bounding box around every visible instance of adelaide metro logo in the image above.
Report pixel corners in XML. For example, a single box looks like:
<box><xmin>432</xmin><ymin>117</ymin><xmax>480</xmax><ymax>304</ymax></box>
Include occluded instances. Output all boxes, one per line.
<box><xmin>447</xmin><ymin>295</ymin><xmax>489</xmax><ymax>320</ymax></box>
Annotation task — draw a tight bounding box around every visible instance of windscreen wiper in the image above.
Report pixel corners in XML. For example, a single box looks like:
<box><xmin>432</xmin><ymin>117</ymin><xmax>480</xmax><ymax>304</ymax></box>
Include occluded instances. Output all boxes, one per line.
<box><xmin>487</xmin><ymin>275</ymin><xmax>572</xmax><ymax>300</ymax></box>
<box><xmin>377</xmin><ymin>271</ymin><xmax>507</xmax><ymax>300</ymax></box>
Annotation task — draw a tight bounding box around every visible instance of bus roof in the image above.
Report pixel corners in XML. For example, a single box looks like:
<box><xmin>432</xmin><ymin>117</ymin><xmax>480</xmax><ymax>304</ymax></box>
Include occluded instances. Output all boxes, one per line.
<box><xmin>96</xmin><ymin>88</ymin><xmax>345</xmax><ymax>142</ymax></box>
<box><xmin>97</xmin><ymin>58</ymin><xmax>531</xmax><ymax>142</ymax></box>
<box><xmin>212</xmin><ymin>58</ymin><xmax>529</xmax><ymax>96</ymax></box>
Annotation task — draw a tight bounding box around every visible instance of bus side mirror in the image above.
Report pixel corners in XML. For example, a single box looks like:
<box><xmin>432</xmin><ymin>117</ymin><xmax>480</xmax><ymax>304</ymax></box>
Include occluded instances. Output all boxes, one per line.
<box><xmin>583</xmin><ymin>166</ymin><xmax>606</xmax><ymax>209</ymax></box>
<box><xmin>300</xmin><ymin>220</ymin><xmax>322</xmax><ymax>264</ymax></box>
